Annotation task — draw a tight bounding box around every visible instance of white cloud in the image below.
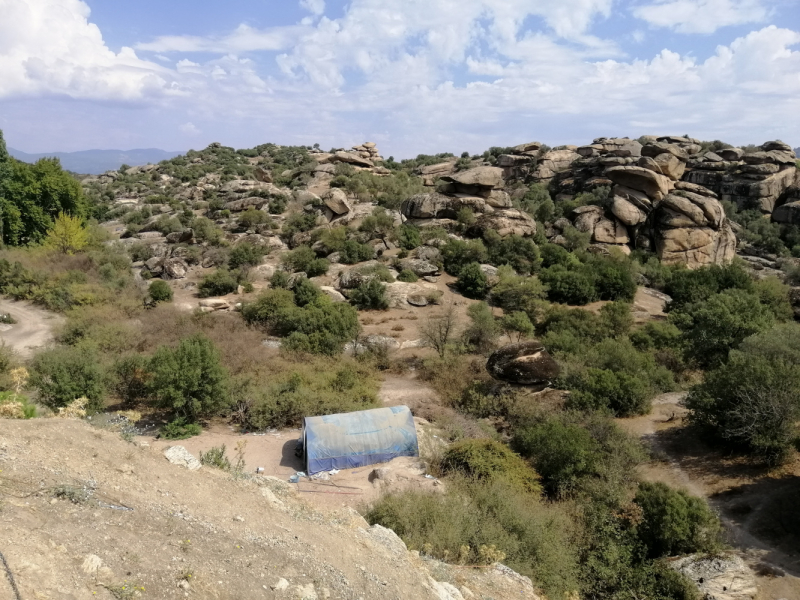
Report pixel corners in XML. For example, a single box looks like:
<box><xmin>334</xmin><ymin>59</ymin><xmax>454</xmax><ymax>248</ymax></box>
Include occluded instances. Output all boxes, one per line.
<box><xmin>0</xmin><ymin>0</ymin><xmax>174</xmax><ymax>100</ymax></box>
<box><xmin>180</xmin><ymin>122</ymin><xmax>200</xmax><ymax>135</ymax></box>
<box><xmin>136</xmin><ymin>24</ymin><xmax>307</xmax><ymax>53</ymax></box>
<box><xmin>633</xmin><ymin>0</ymin><xmax>772</xmax><ymax>34</ymax></box>
<box><xmin>300</xmin><ymin>0</ymin><xmax>326</xmax><ymax>16</ymax></box>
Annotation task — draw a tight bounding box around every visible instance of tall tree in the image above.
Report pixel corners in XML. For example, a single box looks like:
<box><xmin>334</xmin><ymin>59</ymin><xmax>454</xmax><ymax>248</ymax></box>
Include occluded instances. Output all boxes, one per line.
<box><xmin>0</xmin><ymin>128</ymin><xmax>87</xmax><ymax>246</ymax></box>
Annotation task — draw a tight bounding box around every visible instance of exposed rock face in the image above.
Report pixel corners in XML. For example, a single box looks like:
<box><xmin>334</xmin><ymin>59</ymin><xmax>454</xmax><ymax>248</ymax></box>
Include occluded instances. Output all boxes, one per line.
<box><xmin>532</xmin><ymin>149</ymin><xmax>581</xmax><ymax>182</ymax></box>
<box><xmin>163</xmin><ymin>446</ymin><xmax>201</xmax><ymax>471</ymax></box>
<box><xmin>486</xmin><ymin>341</ymin><xmax>560</xmax><ymax>385</ymax></box>
<box><xmin>669</xmin><ymin>554</ymin><xmax>757</xmax><ymax>600</ymax></box>
<box><xmin>606</xmin><ymin>166</ymin><xmax>673</xmax><ymax>201</ymax></box>
<box><xmin>468</xmin><ymin>209</ymin><xmax>537</xmax><ymax>237</ymax></box>
<box><xmin>401</xmin><ymin>193</ymin><xmax>455</xmax><ymax>219</ymax></box>
<box><xmin>162</xmin><ymin>258</ymin><xmax>188</xmax><ymax>280</ymax></box>
<box><xmin>323</xmin><ymin>188</ymin><xmax>352</xmax><ymax>215</ymax></box>
<box><xmin>443</xmin><ymin>166</ymin><xmax>504</xmax><ymax>190</ymax></box>
<box><xmin>399</xmin><ymin>259</ymin><xmax>439</xmax><ymax>276</ymax></box>
<box><xmin>332</xmin><ymin>151</ymin><xmax>374</xmax><ymax>168</ymax></box>
<box><xmin>773</xmin><ymin>199</ymin><xmax>800</xmax><ymax>224</ymax></box>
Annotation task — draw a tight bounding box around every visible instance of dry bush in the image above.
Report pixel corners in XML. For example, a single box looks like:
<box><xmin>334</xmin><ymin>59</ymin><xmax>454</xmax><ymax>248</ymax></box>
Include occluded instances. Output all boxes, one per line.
<box><xmin>418</xmin><ymin>353</ymin><xmax>491</xmax><ymax>407</ymax></box>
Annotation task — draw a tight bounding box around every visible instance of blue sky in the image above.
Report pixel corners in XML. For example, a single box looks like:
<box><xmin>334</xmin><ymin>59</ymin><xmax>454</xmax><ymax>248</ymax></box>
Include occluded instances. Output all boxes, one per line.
<box><xmin>1</xmin><ymin>0</ymin><xmax>799</xmax><ymax>158</ymax></box>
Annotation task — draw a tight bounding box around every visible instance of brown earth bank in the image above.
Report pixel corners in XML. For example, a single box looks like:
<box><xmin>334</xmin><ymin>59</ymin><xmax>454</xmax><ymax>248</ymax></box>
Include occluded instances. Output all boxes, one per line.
<box><xmin>0</xmin><ymin>418</ymin><xmax>540</xmax><ymax>600</ymax></box>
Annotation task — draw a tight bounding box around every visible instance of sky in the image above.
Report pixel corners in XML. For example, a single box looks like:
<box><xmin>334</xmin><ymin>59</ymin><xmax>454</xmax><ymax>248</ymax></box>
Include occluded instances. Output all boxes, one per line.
<box><xmin>1</xmin><ymin>0</ymin><xmax>799</xmax><ymax>158</ymax></box>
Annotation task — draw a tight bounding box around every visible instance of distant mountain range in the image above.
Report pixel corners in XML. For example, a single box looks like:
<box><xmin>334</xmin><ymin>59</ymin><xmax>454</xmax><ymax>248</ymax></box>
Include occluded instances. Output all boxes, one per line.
<box><xmin>795</xmin><ymin>147</ymin><xmax>800</xmax><ymax>156</ymax></box>
<box><xmin>8</xmin><ymin>147</ymin><xmax>184</xmax><ymax>175</ymax></box>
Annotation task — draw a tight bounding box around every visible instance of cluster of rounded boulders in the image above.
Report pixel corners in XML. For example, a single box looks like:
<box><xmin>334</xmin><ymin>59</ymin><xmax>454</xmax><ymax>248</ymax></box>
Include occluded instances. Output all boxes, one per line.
<box><xmin>486</xmin><ymin>341</ymin><xmax>561</xmax><ymax>386</ymax></box>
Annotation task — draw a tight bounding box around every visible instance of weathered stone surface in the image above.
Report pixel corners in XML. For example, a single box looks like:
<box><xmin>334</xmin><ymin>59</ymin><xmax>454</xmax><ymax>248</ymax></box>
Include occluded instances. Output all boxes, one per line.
<box><xmin>486</xmin><ymin>190</ymin><xmax>512</xmax><ymax>208</ymax></box>
<box><xmin>762</xmin><ymin>140</ymin><xmax>793</xmax><ymax>153</ymax></box>
<box><xmin>656</xmin><ymin>222</ymin><xmax>736</xmax><ymax>268</ymax></box>
<box><xmin>333</xmin><ymin>151</ymin><xmax>374</xmax><ymax>168</ymax></box>
<box><xmin>773</xmin><ymin>200</ymin><xmax>800</xmax><ymax>224</ymax></box>
<box><xmin>486</xmin><ymin>341</ymin><xmax>561</xmax><ymax>385</ymax></box>
<box><xmin>322</xmin><ymin>188</ymin><xmax>351</xmax><ymax>215</ymax></box>
<box><xmin>573</xmin><ymin>205</ymin><xmax>604</xmax><ymax>233</ymax></box>
<box><xmin>674</xmin><ymin>181</ymin><xmax>718</xmax><ymax>198</ymax></box>
<box><xmin>532</xmin><ymin>149</ymin><xmax>581</xmax><ymax>181</ymax></box>
<box><xmin>164</xmin><ymin>446</ymin><xmax>201</xmax><ymax>471</ymax></box>
<box><xmin>469</xmin><ymin>209</ymin><xmax>537</xmax><ymax>237</ymax></box>
<box><xmin>593</xmin><ymin>217</ymin><xmax>630</xmax><ymax>244</ymax></box>
<box><xmin>719</xmin><ymin>147</ymin><xmax>745</xmax><ymax>161</ymax></box>
<box><xmin>224</xmin><ymin>196</ymin><xmax>267</xmax><ymax>212</ymax></box>
<box><xmin>416</xmin><ymin>246</ymin><xmax>442</xmax><ymax>263</ymax></box>
<box><xmin>162</xmin><ymin>258</ymin><xmax>188</xmax><ymax>280</ymax></box>
<box><xmin>497</xmin><ymin>154</ymin><xmax>531</xmax><ymax>167</ymax></box>
<box><xmin>399</xmin><ymin>259</ymin><xmax>439</xmax><ymax>276</ymax></box>
<box><xmin>642</xmin><ymin>142</ymin><xmax>689</xmax><ymax>161</ymax></box>
<box><xmin>612</xmin><ymin>196</ymin><xmax>647</xmax><ymax>226</ymax></box>
<box><xmin>669</xmin><ymin>554</ymin><xmax>757</xmax><ymax>600</ymax></box>
<box><xmin>443</xmin><ymin>166</ymin><xmax>504</xmax><ymax>189</ymax></box>
<box><xmin>606</xmin><ymin>166</ymin><xmax>673</xmax><ymax>201</ymax></box>
<box><xmin>401</xmin><ymin>193</ymin><xmax>452</xmax><ymax>219</ymax></box>
<box><xmin>319</xmin><ymin>286</ymin><xmax>346</xmax><ymax>302</ymax></box>
<box><xmin>652</xmin><ymin>152</ymin><xmax>686</xmax><ymax>181</ymax></box>
<box><xmin>254</xmin><ymin>166</ymin><xmax>273</xmax><ymax>183</ymax></box>
<box><xmin>166</xmin><ymin>229</ymin><xmax>194</xmax><ymax>244</ymax></box>
<box><xmin>513</xmin><ymin>141</ymin><xmax>543</xmax><ymax>153</ymax></box>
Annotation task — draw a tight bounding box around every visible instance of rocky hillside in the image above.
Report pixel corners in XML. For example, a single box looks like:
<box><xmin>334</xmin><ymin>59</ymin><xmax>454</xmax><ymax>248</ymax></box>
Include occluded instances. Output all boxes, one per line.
<box><xmin>83</xmin><ymin>136</ymin><xmax>799</xmax><ymax>286</ymax></box>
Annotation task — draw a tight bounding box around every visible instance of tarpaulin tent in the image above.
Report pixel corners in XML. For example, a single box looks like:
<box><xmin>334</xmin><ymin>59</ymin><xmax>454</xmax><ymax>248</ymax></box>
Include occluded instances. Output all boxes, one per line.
<box><xmin>302</xmin><ymin>405</ymin><xmax>419</xmax><ymax>474</ymax></box>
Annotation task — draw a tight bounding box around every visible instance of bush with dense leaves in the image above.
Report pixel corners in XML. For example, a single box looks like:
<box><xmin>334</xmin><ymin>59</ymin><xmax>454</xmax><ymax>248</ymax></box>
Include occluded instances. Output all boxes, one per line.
<box><xmin>30</xmin><ymin>346</ymin><xmax>106</xmax><ymax>411</ymax></box>
<box><xmin>664</xmin><ymin>262</ymin><xmax>752</xmax><ymax>312</ymax></box>
<box><xmin>237</xmin><ymin>208</ymin><xmax>269</xmax><ymax>229</ymax></box>
<box><xmin>634</xmin><ymin>482</ymin><xmax>721</xmax><ymax>558</ymax></box>
<box><xmin>456</xmin><ymin>262</ymin><xmax>489</xmax><ymax>299</ymax></box>
<box><xmin>148</xmin><ymin>334</ymin><xmax>229</xmax><ymax>423</ymax></box>
<box><xmin>686</xmin><ymin>323</ymin><xmax>800</xmax><ymax>462</ymax></box>
<box><xmin>540</xmin><ymin>266</ymin><xmax>598</xmax><ymax>305</ymax></box>
<box><xmin>338</xmin><ymin>239</ymin><xmax>375</xmax><ymax>264</ymax></box>
<box><xmin>484</xmin><ymin>232</ymin><xmax>542</xmax><ymax>275</ymax></box>
<box><xmin>198</xmin><ymin>268</ymin><xmax>239</xmax><ymax>297</ymax></box>
<box><xmin>396</xmin><ymin>269</ymin><xmax>418</xmax><ymax>282</ymax></box>
<box><xmin>349</xmin><ymin>279</ymin><xmax>389</xmax><ymax>310</ymax></box>
<box><xmin>441</xmin><ymin>439</ymin><xmax>541</xmax><ymax>494</ymax></box>
<box><xmin>441</xmin><ymin>239</ymin><xmax>488</xmax><ymax>276</ymax></box>
<box><xmin>228</xmin><ymin>242</ymin><xmax>264</xmax><ymax>270</ymax></box>
<box><xmin>148</xmin><ymin>280</ymin><xmax>173</xmax><ymax>303</ymax></box>
<box><xmin>396</xmin><ymin>224</ymin><xmax>421</xmax><ymax>250</ymax></box>
<box><xmin>283</xmin><ymin>245</ymin><xmax>329</xmax><ymax>276</ymax></box>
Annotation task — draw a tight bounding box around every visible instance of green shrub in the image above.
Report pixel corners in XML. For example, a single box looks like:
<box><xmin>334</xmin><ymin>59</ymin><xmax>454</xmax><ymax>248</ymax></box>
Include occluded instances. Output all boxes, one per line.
<box><xmin>489</xmin><ymin>268</ymin><xmax>548</xmax><ymax>321</ymax></box>
<box><xmin>456</xmin><ymin>262</ymin><xmax>488</xmax><ymax>299</ymax></box>
<box><xmin>396</xmin><ymin>224</ymin><xmax>421</xmax><ymax>250</ymax></box>
<box><xmin>282</xmin><ymin>245</ymin><xmax>329</xmax><ymax>276</ymax></box>
<box><xmin>339</xmin><ymin>239</ymin><xmax>375</xmax><ymax>264</ymax></box>
<box><xmin>599</xmin><ymin>301</ymin><xmax>633</xmax><ymax>336</ymax></box>
<box><xmin>199</xmin><ymin>445</ymin><xmax>232</xmax><ymax>470</ymax></box>
<box><xmin>0</xmin><ymin>390</ymin><xmax>37</xmax><ymax>419</ymax></box>
<box><xmin>291</xmin><ymin>277</ymin><xmax>321</xmax><ymax>307</ymax></box>
<box><xmin>484</xmin><ymin>233</ymin><xmax>542</xmax><ymax>275</ymax></box>
<box><xmin>365</xmin><ymin>479</ymin><xmax>580</xmax><ymax>599</ymax></box>
<box><xmin>686</xmin><ymin>323</ymin><xmax>800</xmax><ymax>462</ymax></box>
<box><xmin>111</xmin><ymin>355</ymin><xmax>150</xmax><ymax>405</ymax></box>
<box><xmin>228</xmin><ymin>242</ymin><xmax>264</xmax><ymax>269</ymax></box>
<box><xmin>160</xmin><ymin>417</ymin><xmax>202</xmax><ymax>440</ymax></box>
<box><xmin>30</xmin><ymin>346</ymin><xmax>106</xmax><ymax>412</ymax></box>
<box><xmin>237</xmin><ymin>208</ymin><xmax>268</xmax><ymax>229</ymax></box>
<box><xmin>239</xmin><ymin>360</ymin><xmax>379</xmax><ymax>429</ymax></box>
<box><xmin>441</xmin><ymin>439</ymin><xmax>541</xmax><ymax>494</ymax></box>
<box><xmin>191</xmin><ymin>217</ymin><xmax>223</xmax><ymax>245</ymax></box>
<box><xmin>634</xmin><ymin>482</ymin><xmax>721</xmax><ymax>558</ymax></box>
<box><xmin>269</xmin><ymin>270</ymin><xmax>291</xmax><ymax>289</ymax></box>
<box><xmin>670</xmin><ymin>288</ymin><xmax>774</xmax><ymax>367</ymax></box>
<box><xmin>462</xmin><ymin>302</ymin><xmax>499</xmax><ymax>354</ymax></box>
<box><xmin>664</xmin><ymin>262</ymin><xmax>752</xmax><ymax>312</ymax></box>
<box><xmin>148</xmin><ymin>280</ymin><xmax>173</xmax><ymax>303</ymax></box>
<box><xmin>441</xmin><ymin>239</ymin><xmax>488</xmax><ymax>276</ymax></box>
<box><xmin>540</xmin><ymin>266</ymin><xmax>597</xmax><ymax>305</ymax></box>
<box><xmin>350</xmin><ymin>279</ymin><xmax>389</xmax><ymax>310</ymax></box>
<box><xmin>396</xmin><ymin>269</ymin><xmax>418</xmax><ymax>282</ymax></box>
<box><xmin>198</xmin><ymin>268</ymin><xmax>239</xmax><ymax>297</ymax></box>
<box><xmin>591</xmin><ymin>256</ymin><xmax>637</xmax><ymax>301</ymax></box>
<box><xmin>501</xmin><ymin>311</ymin><xmax>534</xmax><ymax>342</ymax></box>
<box><xmin>567</xmin><ymin>368</ymin><xmax>652</xmax><ymax>416</ymax></box>
<box><xmin>148</xmin><ymin>334</ymin><xmax>229</xmax><ymax>422</ymax></box>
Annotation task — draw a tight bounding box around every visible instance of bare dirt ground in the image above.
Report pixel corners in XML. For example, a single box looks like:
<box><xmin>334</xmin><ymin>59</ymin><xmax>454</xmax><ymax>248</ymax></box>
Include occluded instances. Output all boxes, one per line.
<box><xmin>617</xmin><ymin>393</ymin><xmax>800</xmax><ymax>600</ymax></box>
<box><xmin>0</xmin><ymin>419</ymin><xmax>539</xmax><ymax>600</ymax></box>
<box><xmin>0</xmin><ymin>299</ymin><xmax>64</xmax><ymax>358</ymax></box>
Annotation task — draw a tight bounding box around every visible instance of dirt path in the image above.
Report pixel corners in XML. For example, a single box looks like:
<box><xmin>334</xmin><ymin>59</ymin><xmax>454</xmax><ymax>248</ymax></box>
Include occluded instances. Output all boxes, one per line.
<box><xmin>0</xmin><ymin>299</ymin><xmax>63</xmax><ymax>359</ymax></box>
<box><xmin>618</xmin><ymin>393</ymin><xmax>800</xmax><ymax>598</ymax></box>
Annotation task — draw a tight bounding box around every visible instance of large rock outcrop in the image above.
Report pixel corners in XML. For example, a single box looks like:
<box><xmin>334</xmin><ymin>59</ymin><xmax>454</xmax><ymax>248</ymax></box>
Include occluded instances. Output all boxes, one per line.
<box><xmin>486</xmin><ymin>341</ymin><xmax>560</xmax><ymax>386</ymax></box>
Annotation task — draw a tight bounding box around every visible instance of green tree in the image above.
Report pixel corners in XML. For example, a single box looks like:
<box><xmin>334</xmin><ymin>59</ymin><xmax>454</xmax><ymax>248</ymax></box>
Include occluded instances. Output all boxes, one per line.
<box><xmin>44</xmin><ymin>212</ymin><xmax>88</xmax><ymax>254</ymax></box>
<box><xmin>634</xmin><ymin>482</ymin><xmax>720</xmax><ymax>558</ymax></box>
<box><xmin>463</xmin><ymin>301</ymin><xmax>499</xmax><ymax>353</ymax></box>
<box><xmin>501</xmin><ymin>311</ymin><xmax>534</xmax><ymax>342</ymax></box>
<box><xmin>30</xmin><ymin>346</ymin><xmax>106</xmax><ymax>411</ymax></box>
<box><xmin>456</xmin><ymin>262</ymin><xmax>489</xmax><ymax>299</ymax></box>
<box><xmin>350</xmin><ymin>279</ymin><xmax>389</xmax><ymax>310</ymax></box>
<box><xmin>148</xmin><ymin>334</ymin><xmax>229</xmax><ymax>422</ymax></box>
<box><xmin>148</xmin><ymin>280</ymin><xmax>173</xmax><ymax>303</ymax></box>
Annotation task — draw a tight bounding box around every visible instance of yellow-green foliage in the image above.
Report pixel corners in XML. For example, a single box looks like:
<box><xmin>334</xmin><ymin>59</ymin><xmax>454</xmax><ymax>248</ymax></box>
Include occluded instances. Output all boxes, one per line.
<box><xmin>441</xmin><ymin>438</ymin><xmax>541</xmax><ymax>494</ymax></box>
<box><xmin>45</xmin><ymin>212</ymin><xmax>88</xmax><ymax>254</ymax></box>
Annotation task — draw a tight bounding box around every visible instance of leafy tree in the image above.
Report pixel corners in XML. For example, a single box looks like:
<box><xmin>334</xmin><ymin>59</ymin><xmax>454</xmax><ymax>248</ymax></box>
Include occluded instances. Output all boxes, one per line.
<box><xmin>198</xmin><ymin>268</ymin><xmax>239</xmax><ymax>297</ymax></box>
<box><xmin>237</xmin><ymin>208</ymin><xmax>269</xmax><ymax>229</ymax></box>
<box><xmin>148</xmin><ymin>334</ymin><xmax>229</xmax><ymax>422</ymax></box>
<box><xmin>670</xmin><ymin>288</ymin><xmax>774</xmax><ymax>367</ymax></box>
<box><xmin>441</xmin><ymin>239</ymin><xmax>488</xmax><ymax>276</ymax></box>
<box><xmin>349</xmin><ymin>279</ymin><xmax>389</xmax><ymax>310</ymax></box>
<box><xmin>484</xmin><ymin>232</ymin><xmax>542</xmax><ymax>275</ymax></box>
<box><xmin>567</xmin><ymin>368</ymin><xmax>652</xmax><ymax>416</ymax></box>
<box><xmin>338</xmin><ymin>239</ymin><xmax>374</xmax><ymax>264</ymax></box>
<box><xmin>686</xmin><ymin>323</ymin><xmax>800</xmax><ymax>462</ymax></box>
<box><xmin>540</xmin><ymin>266</ymin><xmax>597</xmax><ymax>305</ymax></box>
<box><xmin>463</xmin><ymin>301</ymin><xmax>499</xmax><ymax>354</ymax></box>
<box><xmin>148</xmin><ymin>280</ymin><xmax>173</xmax><ymax>303</ymax></box>
<box><xmin>599</xmin><ymin>301</ymin><xmax>633</xmax><ymax>336</ymax></box>
<box><xmin>45</xmin><ymin>212</ymin><xmax>88</xmax><ymax>254</ymax></box>
<box><xmin>0</xmin><ymin>131</ymin><xmax>86</xmax><ymax>245</ymax></box>
<box><xmin>489</xmin><ymin>267</ymin><xmax>548</xmax><ymax>321</ymax></box>
<box><xmin>456</xmin><ymin>262</ymin><xmax>489</xmax><ymax>299</ymax></box>
<box><xmin>634</xmin><ymin>482</ymin><xmax>720</xmax><ymax>558</ymax></box>
<box><xmin>501</xmin><ymin>311</ymin><xmax>534</xmax><ymax>342</ymax></box>
<box><xmin>396</xmin><ymin>224</ymin><xmax>422</xmax><ymax>250</ymax></box>
<box><xmin>228</xmin><ymin>242</ymin><xmax>264</xmax><ymax>270</ymax></box>
<box><xmin>291</xmin><ymin>277</ymin><xmax>321</xmax><ymax>307</ymax></box>
<box><xmin>283</xmin><ymin>245</ymin><xmax>329</xmax><ymax>275</ymax></box>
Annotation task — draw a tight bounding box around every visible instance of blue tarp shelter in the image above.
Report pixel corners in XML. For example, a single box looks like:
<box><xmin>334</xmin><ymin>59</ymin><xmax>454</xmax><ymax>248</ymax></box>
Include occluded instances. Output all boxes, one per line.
<box><xmin>302</xmin><ymin>405</ymin><xmax>419</xmax><ymax>474</ymax></box>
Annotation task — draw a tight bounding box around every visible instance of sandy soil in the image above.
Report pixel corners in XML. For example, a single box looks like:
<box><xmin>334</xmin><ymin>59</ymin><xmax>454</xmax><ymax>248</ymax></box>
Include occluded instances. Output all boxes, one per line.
<box><xmin>0</xmin><ymin>418</ymin><xmax>539</xmax><ymax>600</ymax></box>
<box><xmin>0</xmin><ymin>298</ymin><xmax>64</xmax><ymax>358</ymax></box>
<box><xmin>617</xmin><ymin>393</ymin><xmax>800</xmax><ymax>599</ymax></box>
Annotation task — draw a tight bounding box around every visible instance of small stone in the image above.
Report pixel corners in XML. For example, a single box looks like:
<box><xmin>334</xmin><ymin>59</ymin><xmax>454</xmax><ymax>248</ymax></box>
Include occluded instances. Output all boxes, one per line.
<box><xmin>272</xmin><ymin>578</ymin><xmax>290</xmax><ymax>591</ymax></box>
